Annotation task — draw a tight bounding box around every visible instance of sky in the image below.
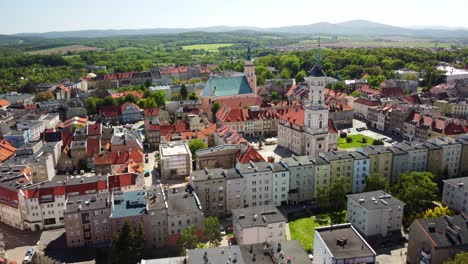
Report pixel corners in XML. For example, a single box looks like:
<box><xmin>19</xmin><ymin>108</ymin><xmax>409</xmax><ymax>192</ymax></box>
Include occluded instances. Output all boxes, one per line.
<box><xmin>0</xmin><ymin>0</ymin><xmax>467</xmax><ymax>34</ymax></box>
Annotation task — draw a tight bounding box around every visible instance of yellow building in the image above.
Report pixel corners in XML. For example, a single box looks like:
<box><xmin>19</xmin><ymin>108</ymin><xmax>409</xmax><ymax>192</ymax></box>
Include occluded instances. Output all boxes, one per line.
<box><xmin>319</xmin><ymin>151</ymin><xmax>354</xmax><ymax>192</ymax></box>
<box><xmin>312</xmin><ymin>156</ymin><xmax>331</xmax><ymax>198</ymax></box>
<box><xmin>358</xmin><ymin>146</ymin><xmax>393</xmax><ymax>181</ymax></box>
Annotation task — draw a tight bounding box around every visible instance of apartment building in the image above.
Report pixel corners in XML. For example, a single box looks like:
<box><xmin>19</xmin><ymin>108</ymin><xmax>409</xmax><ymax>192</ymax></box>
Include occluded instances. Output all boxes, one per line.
<box><xmin>319</xmin><ymin>151</ymin><xmax>354</xmax><ymax>191</ymax></box>
<box><xmin>426</xmin><ymin>138</ymin><xmax>462</xmax><ymax>177</ymax></box>
<box><xmin>442</xmin><ymin>177</ymin><xmax>468</xmax><ymax>214</ymax></box>
<box><xmin>159</xmin><ymin>142</ymin><xmax>192</xmax><ymax>180</ymax></box>
<box><xmin>269</xmin><ymin>162</ymin><xmax>289</xmax><ymax>207</ymax></box>
<box><xmin>347</xmin><ymin>190</ymin><xmax>405</xmax><ymax>237</ymax></box>
<box><xmin>423</xmin><ymin>142</ymin><xmax>444</xmax><ymax>177</ymax></box>
<box><xmin>312</xmin><ymin>156</ymin><xmax>331</xmax><ymax>199</ymax></box>
<box><xmin>280</xmin><ymin>155</ymin><xmax>315</xmax><ymax>204</ymax></box>
<box><xmin>232</xmin><ymin>205</ymin><xmax>286</xmax><ymax>245</ymax></box>
<box><xmin>224</xmin><ymin>168</ymin><xmax>245</xmax><ymax>216</ymax></box>
<box><xmin>237</xmin><ymin>161</ymin><xmax>273</xmax><ymax>207</ymax></box>
<box><xmin>397</xmin><ymin>141</ymin><xmax>428</xmax><ymax>173</ymax></box>
<box><xmin>64</xmin><ymin>193</ymin><xmax>111</xmax><ymax>247</ymax></box>
<box><xmin>190</xmin><ymin>168</ymin><xmax>226</xmax><ymax>217</ymax></box>
<box><xmin>146</xmin><ymin>185</ymin><xmax>168</xmax><ymax>248</ymax></box>
<box><xmin>314</xmin><ymin>224</ymin><xmax>376</xmax><ymax>264</ymax></box>
<box><xmin>144</xmin><ymin>108</ymin><xmax>160</xmax><ymax>149</ymax></box>
<box><xmin>388</xmin><ymin>146</ymin><xmax>408</xmax><ymax>184</ymax></box>
<box><xmin>456</xmin><ymin>136</ymin><xmax>468</xmax><ymax>177</ymax></box>
<box><xmin>358</xmin><ymin>146</ymin><xmax>393</xmax><ymax>182</ymax></box>
<box><xmin>407</xmin><ymin>215</ymin><xmax>468</xmax><ymax>264</ymax></box>
<box><xmin>349</xmin><ymin>151</ymin><xmax>370</xmax><ymax>193</ymax></box>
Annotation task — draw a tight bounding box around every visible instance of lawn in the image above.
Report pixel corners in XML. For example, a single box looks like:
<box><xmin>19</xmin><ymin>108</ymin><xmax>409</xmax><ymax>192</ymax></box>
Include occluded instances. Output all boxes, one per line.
<box><xmin>338</xmin><ymin>134</ymin><xmax>375</xmax><ymax>149</ymax></box>
<box><xmin>26</xmin><ymin>45</ymin><xmax>101</xmax><ymax>55</ymax></box>
<box><xmin>181</xmin><ymin>43</ymin><xmax>233</xmax><ymax>52</ymax></box>
<box><xmin>289</xmin><ymin>211</ymin><xmax>346</xmax><ymax>252</ymax></box>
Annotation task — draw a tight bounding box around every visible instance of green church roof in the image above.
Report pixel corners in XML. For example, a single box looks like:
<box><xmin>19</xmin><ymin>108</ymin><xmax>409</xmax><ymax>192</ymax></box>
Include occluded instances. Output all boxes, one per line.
<box><xmin>202</xmin><ymin>76</ymin><xmax>253</xmax><ymax>97</ymax></box>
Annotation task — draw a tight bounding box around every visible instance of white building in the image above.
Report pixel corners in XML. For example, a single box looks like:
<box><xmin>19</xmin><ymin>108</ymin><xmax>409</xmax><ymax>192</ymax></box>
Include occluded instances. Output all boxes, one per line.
<box><xmin>236</xmin><ymin>161</ymin><xmax>273</xmax><ymax>207</ymax></box>
<box><xmin>269</xmin><ymin>162</ymin><xmax>289</xmax><ymax>207</ymax></box>
<box><xmin>224</xmin><ymin>168</ymin><xmax>245</xmax><ymax>215</ymax></box>
<box><xmin>349</xmin><ymin>151</ymin><xmax>370</xmax><ymax>193</ymax></box>
<box><xmin>396</xmin><ymin>141</ymin><xmax>428</xmax><ymax>172</ymax></box>
<box><xmin>159</xmin><ymin>142</ymin><xmax>192</xmax><ymax>180</ymax></box>
<box><xmin>436</xmin><ymin>65</ymin><xmax>468</xmax><ymax>81</ymax></box>
<box><xmin>39</xmin><ymin>113</ymin><xmax>60</xmax><ymax>129</ymax></box>
<box><xmin>442</xmin><ymin>177</ymin><xmax>468</xmax><ymax>214</ymax></box>
<box><xmin>232</xmin><ymin>205</ymin><xmax>286</xmax><ymax>245</ymax></box>
<box><xmin>280</xmin><ymin>155</ymin><xmax>315</xmax><ymax>204</ymax></box>
<box><xmin>314</xmin><ymin>223</ymin><xmax>376</xmax><ymax>264</ymax></box>
<box><xmin>17</xmin><ymin>120</ymin><xmax>45</xmax><ymax>141</ymax></box>
<box><xmin>427</xmin><ymin>137</ymin><xmax>462</xmax><ymax>177</ymax></box>
<box><xmin>347</xmin><ymin>190</ymin><xmax>405</xmax><ymax>237</ymax></box>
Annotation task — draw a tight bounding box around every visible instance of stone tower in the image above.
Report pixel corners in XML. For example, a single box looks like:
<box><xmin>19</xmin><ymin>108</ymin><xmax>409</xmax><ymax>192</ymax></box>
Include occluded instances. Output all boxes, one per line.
<box><xmin>304</xmin><ymin>39</ymin><xmax>330</xmax><ymax>157</ymax></box>
<box><xmin>244</xmin><ymin>42</ymin><xmax>257</xmax><ymax>94</ymax></box>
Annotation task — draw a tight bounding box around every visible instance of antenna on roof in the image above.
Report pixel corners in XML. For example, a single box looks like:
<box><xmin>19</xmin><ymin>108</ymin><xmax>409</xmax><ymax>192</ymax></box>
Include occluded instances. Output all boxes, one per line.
<box><xmin>316</xmin><ymin>37</ymin><xmax>322</xmax><ymax>67</ymax></box>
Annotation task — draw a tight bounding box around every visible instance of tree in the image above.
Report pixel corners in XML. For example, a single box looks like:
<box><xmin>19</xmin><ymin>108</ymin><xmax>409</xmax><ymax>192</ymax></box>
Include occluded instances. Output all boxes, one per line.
<box><xmin>134</xmin><ymin>224</ymin><xmax>145</xmax><ymax>261</ymax></box>
<box><xmin>372</xmin><ymin>139</ymin><xmax>384</xmax><ymax>145</ymax></box>
<box><xmin>33</xmin><ymin>91</ymin><xmax>53</xmax><ymax>102</ymax></box>
<box><xmin>271</xmin><ymin>91</ymin><xmax>280</xmax><ymax>101</ymax></box>
<box><xmin>103</xmin><ymin>96</ymin><xmax>117</xmax><ymax>106</ymax></box>
<box><xmin>180</xmin><ymin>225</ymin><xmax>199</xmax><ymax>250</ymax></box>
<box><xmin>124</xmin><ymin>94</ymin><xmax>137</xmax><ymax>103</ymax></box>
<box><xmin>295</xmin><ymin>70</ymin><xmax>307</xmax><ymax>83</ymax></box>
<box><xmin>421</xmin><ymin>206</ymin><xmax>453</xmax><ymax>219</ymax></box>
<box><xmin>211</xmin><ymin>101</ymin><xmax>221</xmax><ymax>116</ymax></box>
<box><xmin>280</xmin><ymin>68</ymin><xmax>291</xmax><ymax>79</ymax></box>
<box><xmin>364</xmin><ymin>174</ymin><xmax>388</xmax><ymax>192</ymax></box>
<box><xmin>180</xmin><ymin>84</ymin><xmax>188</xmax><ymax>100</ymax></box>
<box><xmin>189</xmin><ymin>139</ymin><xmax>207</xmax><ymax>157</ymax></box>
<box><xmin>444</xmin><ymin>252</ymin><xmax>468</xmax><ymax>264</ymax></box>
<box><xmin>346</xmin><ymin>137</ymin><xmax>353</xmax><ymax>143</ymax></box>
<box><xmin>144</xmin><ymin>79</ymin><xmax>152</xmax><ymax>88</ymax></box>
<box><xmin>109</xmin><ymin>221</ymin><xmax>136</xmax><ymax>264</ymax></box>
<box><xmin>203</xmin><ymin>217</ymin><xmax>222</xmax><ymax>247</ymax></box>
<box><xmin>333</xmin><ymin>82</ymin><xmax>346</xmax><ymax>92</ymax></box>
<box><xmin>361</xmin><ymin>137</ymin><xmax>367</xmax><ymax>144</ymax></box>
<box><xmin>188</xmin><ymin>92</ymin><xmax>198</xmax><ymax>100</ymax></box>
<box><xmin>317</xmin><ymin>176</ymin><xmax>351</xmax><ymax>211</ymax></box>
<box><xmin>392</xmin><ymin>172</ymin><xmax>438</xmax><ymax>226</ymax></box>
<box><xmin>151</xmin><ymin>90</ymin><xmax>166</xmax><ymax>108</ymax></box>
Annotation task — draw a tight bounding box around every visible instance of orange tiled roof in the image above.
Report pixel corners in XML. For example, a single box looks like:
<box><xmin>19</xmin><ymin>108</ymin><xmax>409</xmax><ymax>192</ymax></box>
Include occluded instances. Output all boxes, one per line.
<box><xmin>0</xmin><ymin>99</ymin><xmax>10</xmax><ymax>107</ymax></box>
<box><xmin>0</xmin><ymin>140</ymin><xmax>16</xmax><ymax>162</ymax></box>
<box><xmin>238</xmin><ymin>145</ymin><xmax>265</xmax><ymax>164</ymax></box>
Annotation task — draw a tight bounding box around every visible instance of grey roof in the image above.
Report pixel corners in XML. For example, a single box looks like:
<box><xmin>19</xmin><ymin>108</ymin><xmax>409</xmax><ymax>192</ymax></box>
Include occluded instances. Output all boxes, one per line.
<box><xmin>308</xmin><ymin>65</ymin><xmax>326</xmax><ymax>77</ymax></box>
<box><xmin>237</xmin><ymin>161</ymin><xmax>271</xmax><ymax>174</ymax></box>
<box><xmin>358</xmin><ymin>145</ymin><xmax>392</xmax><ymax>155</ymax></box>
<box><xmin>166</xmin><ymin>187</ymin><xmax>202</xmax><ymax>215</ymax></box>
<box><xmin>456</xmin><ymin>137</ymin><xmax>468</xmax><ymax>145</ymax></box>
<box><xmin>443</xmin><ymin>177</ymin><xmax>468</xmax><ymax>191</ymax></box>
<box><xmin>349</xmin><ymin>151</ymin><xmax>369</xmax><ymax>160</ymax></box>
<box><xmin>315</xmin><ymin>224</ymin><xmax>376</xmax><ymax>260</ymax></box>
<box><xmin>427</xmin><ymin>137</ymin><xmax>461</xmax><ymax>146</ymax></box>
<box><xmin>141</xmin><ymin>257</ymin><xmax>186</xmax><ymax>264</ymax></box>
<box><xmin>195</xmin><ymin>144</ymin><xmax>240</xmax><ymax>157</ymax></box>
<box><xmin>188</xmin><ymin>245</ymin><xmax>245</xmax><ymax>264</ymax></box>
<box><xmin>239</xmin><ymin>240</ymin><xmax>311</xmax><ymax>264</ymax></box>
<box><xmin>65</xmin><ymin>193</ymin><xmax>110</xmax><ymax>214</ymax></box>
<box><xmin>232</xmin><ymin>205</ymin><xmax>286</xmax><ymax>229</ymax></box>
<box><xmin>397</xmin><ymin>141</ymin><xmax>428</xmax><ymax>151</ymax></box>
<box><xmin>416</xmin><ymin>214</ymin><xmax>468</xmax><ymax>248</ymax></box>
<box><xmin>192</xmin><ymin>168</ymin><xmax>225</xmax><ymax>182</ymax></box>
<box><xmin>224</xmin><ymin>168</ymin><xmax>242</xmax><ymax>180</ymax></box>
<box><xmin>422</xmin><ymin>142</ymin><xmax>442</xmax><ymax>150</ymax></box>
<box><xmin>146</xmin><ymin>185</ymin><xmax>167</xmax><ymax>211</ymax></box>
<box><xmin>281</xmin><ymin>155</ymin><xmax>314</xmax><ymax>167</ymax></box>
<box><xmin>347</xmin><ymin>190</ymin><xmax>405</xmax><ymax>210</ymax></box>
<box><xmin>312</xmin><ymin>156</ymin><xmax>330</xmax><ymax>166</ymax></box>
<box><xmin>320</xmin><ymin>151</ymin><xmax>354</xmax><ymax>162</ymax></box>
<box><xmin>387</xmin><ymin>147</ymin><xmax>407</xmax><ymax>156</ymax></box>
<box><xmin>70</xmin><ymin>140</ymin><xmax>86</xmax><ymax>150</ymax></box>
<box><xmin>269</xmin><ymin>162</ymin><xmax>287</xmax><ymax>172</ymax></box>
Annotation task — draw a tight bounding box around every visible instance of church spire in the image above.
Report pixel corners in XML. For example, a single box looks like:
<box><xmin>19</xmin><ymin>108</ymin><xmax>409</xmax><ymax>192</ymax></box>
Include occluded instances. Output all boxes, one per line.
<box><xmin>247</xmin><ymin>42</ymin><xmax>252</xmax><ymax>61</ymax></box>
<box><xmin>316</xmin><ymin>37</ymin><xmax>322</xmax><ymax>67</ymax></box>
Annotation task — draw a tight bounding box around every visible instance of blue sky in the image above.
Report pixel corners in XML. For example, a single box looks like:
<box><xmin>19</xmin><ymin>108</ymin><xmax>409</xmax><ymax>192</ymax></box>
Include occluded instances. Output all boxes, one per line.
<box><xmin>0</xmin><ymin>0</ymin><xmax>466</xmax><ymax>34</ymax></box>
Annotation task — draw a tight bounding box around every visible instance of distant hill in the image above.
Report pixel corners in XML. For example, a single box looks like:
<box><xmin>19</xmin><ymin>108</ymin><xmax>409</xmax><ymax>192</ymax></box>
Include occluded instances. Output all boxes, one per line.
<box><xmin>11</xmin><ymin>20</ymin><xmax>468</xmax><ymax>38</ymax></box>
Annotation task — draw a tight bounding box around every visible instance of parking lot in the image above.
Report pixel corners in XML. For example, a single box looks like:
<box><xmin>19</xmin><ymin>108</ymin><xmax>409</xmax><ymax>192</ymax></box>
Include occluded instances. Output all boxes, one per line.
<box><xmin>345</xmin><ymin>119</ymin><xmax>395</xmax><ymax>147</ymax></box>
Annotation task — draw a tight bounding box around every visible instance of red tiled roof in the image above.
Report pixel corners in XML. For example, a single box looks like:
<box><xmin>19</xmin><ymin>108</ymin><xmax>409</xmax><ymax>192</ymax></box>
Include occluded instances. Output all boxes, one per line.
<box><xmin>56</xmin><ymin>85</ymin><xmax>71</xmax><ymax>93</ymax></box>
<box><xmin>103</xmin><ymin>72</ymin><xmax>138</xmax><ymax>80</ymax></box>
<box><xmin>87</xmin><ymin>123</ymin><xmax>102</xmax><ymax>136</ymax></box>
<box><xmin>358</xmin><ymin>85</ymin><xmax>381</xmax><ymax>95</ymax></box>
<box><xmin>286</xmin><ymin>85</ymin><xmax>298</xmax><ymax>97</ymax></box>
<box><xmin>62</xmin><ymin>117</ymin><xmax>87</xmax><ymax>128</ymax></box>
<box><xmin>380</xmin><ymin>87</ymin><xmax>404</xmax><ymax>97</ymax></box>
<box><xmin>210</xmin><ymin>96</ymin><xmax>263</xmax><ymax>111</ymax></box>
<box><xmin>144</xmin><ymin>108</ymin><xmax>159</xmax><ymax>117</ymax></box>
<box><xmin>403</xmin><ymin>94</ymin><xmax>421</xmax><ymax>105</ymax></box>
<box><xmin>238</xmin><ymin>145</ymin><xmax>265</xmax><ymax>164</ymax></box>
<box><xmin>121</xmin><ymin>102</ymin><xmax>141</xmax><ymax>113</ymax></box>
<box><xmin>110</xmin><ymin>91</ymin><xmax>144</xmax><ymax>100</ymax></box>
<box><xmin>216</xmin><ymin>125</ymin><xmax>248</xmax><ymax>145</ymax></box>
<box><xmin>0</xmin><ymin>99</ymin><xmax>10</xmax><ymax>107</ymax></box>
<box><xmin>108</xmin><ymin>173</ymin><xmax>138</xmax><ymax>189</ymax></box>
<box><xmin>87</xmin><ymin>138</ymin><xmax>101</xmax><ymax>157</ymax></box>
<box><xmin>100</xmin><ymin>105</ymin><xmax>121</xmax><ymax>117</ymax></box>
<box><xmin>0</xmin><ymin>140</ymin><xmax>16</xmax><ymax>162</ymax></box>
<box><xmin>279</xmin><ymin>107</ymin><xmax>304</xmax><ymax>126</ymax></box>
<box><xmin>328</xmin><ymin>118</ymin><xmax>338</xmax><ymax>134</ymax></box>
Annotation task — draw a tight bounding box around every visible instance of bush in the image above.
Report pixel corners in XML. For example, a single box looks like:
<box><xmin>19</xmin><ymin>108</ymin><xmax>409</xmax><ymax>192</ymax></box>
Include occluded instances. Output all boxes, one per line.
<box><xmin>361</xmin><ymin>137</ymin><xmax>368</xmax><ymax>144</ymax></box>
<box><xmin>340</xmin><ymin>132</ymin><xmax>347</xmax><ymax>138</ymax></box>
<box><xmin>372</xmin><ymin>139</ymin><xmax>384</xmax><ymax>145</ymax></box>
<box><xmin>346</xmin><ymin>137</ymin><xmax>353</xmax><ymax>143</ymax></box>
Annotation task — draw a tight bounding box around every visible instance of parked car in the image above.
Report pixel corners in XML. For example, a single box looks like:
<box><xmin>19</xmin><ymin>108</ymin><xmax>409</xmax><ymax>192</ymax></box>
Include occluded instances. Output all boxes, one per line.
<box><xmin>144</xmin><ymin>170</ymin><xmax>150</xmax><ymax>177</ymax></box>
<box><xmin>90</xmin><ymin>168</ymin><xmax>96</xmax><ymax>173</ymax></box>
<box><xmin>23</xmin><ymin>248</ymin><xmax>34</xmax><ymax>263</ymax></box>
<box><xmin>80</xmin><ymin>170</ymin><xmax>85</xmax><ymax>175</ymax></box>
<box><xmin>72</xmin><ymin>170</ymin><xmax>78</xmax><ymax>176</ymax></box>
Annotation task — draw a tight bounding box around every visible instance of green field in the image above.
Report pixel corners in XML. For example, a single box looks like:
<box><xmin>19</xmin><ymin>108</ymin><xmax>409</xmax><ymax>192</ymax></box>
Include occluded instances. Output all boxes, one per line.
<box><xmin>338</xmin><ymin>134</ymin><xmax>375</xmax><ymax>149</ymax></box>
<box><xmin>289</xmin><ymin>216</ymin><xmax>331</xmax><ymax>251</ymax></box>
<box><xmin>27</xmin><ymin>45</ymin><xmax>100</xmax><ymax>55</ymax></box>
<box><xmin>181</xmin><ymin>43</ymin><xmax>233</xmax><ymax>52</ymax></box>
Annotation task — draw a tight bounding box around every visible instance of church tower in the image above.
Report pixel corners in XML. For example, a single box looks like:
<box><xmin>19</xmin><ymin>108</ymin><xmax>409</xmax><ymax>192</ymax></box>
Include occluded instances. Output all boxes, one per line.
<box><xmin>244</xmin><ymin>42</ymin><xmax>257</xmax><ymax>95</ymax></box>
<box><xmin>304</xmin><ymin>39</ymin><xmax>330</xmax><ymax>157</ymax></box>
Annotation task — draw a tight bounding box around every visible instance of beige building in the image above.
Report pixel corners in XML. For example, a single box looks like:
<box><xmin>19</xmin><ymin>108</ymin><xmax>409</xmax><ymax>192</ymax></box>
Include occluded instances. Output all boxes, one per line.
<box><xmin>159</xmin><ymin>142</ymin><xmax>192</xmax><ymax>180</ymax></box>
<box><xmin>190</xmin><ymin>168</ymin><xmax>226</xmax><ymax>217</ymax></box>
<box><xmin>224</xmin><ymin>168</ymin><xmax>245</xmax><ymax>216</ymax></box>
<box><xmin>442</xmin><ymin>177</ymin><xmax>468</xmax><ymax>214</ymax></box>
<box><xmin>427</xmin><ymin>137</ymin><xmax>462</xmax><ymax>177</ymax></box>
<box><xmin>423</xmin><ymin>142</ymin><xmax>444</xmax><ymax>177</ymax></box>
<box><xmin>232</xmin><ymin>205</ymin><xmax>286</xmax><ymax>245</ymax></box>
<box><xmin>435</xmin><ymin>99</ymin><xmax>468</xmax><ymax>118</ymax></box>
<box><xmin>347</xmin><ymin>190</ymin><xmax>405</xmax><ymax>237</ymax></box>
<box><xmin>407</xmin><ymin>215</ymin><xmax>468</xmax><ymax>264</ymax></box>
<box><xmin>358</xmin><ymin>146</ymin><xmax>393</xmax><ymax>181</ymax></box>
<box><xmin>195</xmin><ymin>145</ymin><xmax>240</xmax><ymax>170</ymax></box>
<box><xmin>319</xmin><ymin>151</ymin><xmax>354</xmax><ymax>191</ymax></box>
<box><xmin>64</xmin><ymin>193</ymin><xmax>111</xmax><ymax>247</ymax></box>
<box><xmin>280</xmin><ymin>155</ymin><xmax>315</xmax><ymax>204</ymax></box>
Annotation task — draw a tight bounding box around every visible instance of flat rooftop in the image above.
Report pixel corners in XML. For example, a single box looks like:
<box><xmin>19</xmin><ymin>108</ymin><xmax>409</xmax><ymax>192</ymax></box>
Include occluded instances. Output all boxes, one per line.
<box><xmin>111</xmin><ymin>190</ymin><xmax>147</xmax><ymax>218</ymax></box>
<box><xmin>316</xmin><ymin>224</ymin><xmax>376</xmax><ymax>260</ymax></box>
<box><xmin>232</xmin><ymin>205</ymin><xmax>286</xmax><ymax>229</ymax></box>
<box><xmin>347</xmin><ymin>190</ymin><xmax>405</xmax><ymax>211</ymax></box>
<box><xmin>160</xmin><ymin>143</ymin><xmax>190</xmax><ymax>157</ymax></box>
<box><xmin>65</xmin><ymin>192</ymin><xmax>109</xmax><ymax>214</ymax></box>
<box><xmin>444</xmin><ymin>176</ymin><xmax>468</xmax><ymax>191</ymax></box>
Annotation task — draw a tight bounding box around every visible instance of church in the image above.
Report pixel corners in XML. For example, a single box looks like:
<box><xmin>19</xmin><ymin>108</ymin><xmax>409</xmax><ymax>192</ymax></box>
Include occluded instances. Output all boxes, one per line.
<box><xmin>277</xmin><ymin>44</ymin><xmax>338</xmax><ymax>156</ymax></box>
<box><xmin>201</xmin><ymin>44</ymin><xmax>259</xmax><ymax>112</ymax></box>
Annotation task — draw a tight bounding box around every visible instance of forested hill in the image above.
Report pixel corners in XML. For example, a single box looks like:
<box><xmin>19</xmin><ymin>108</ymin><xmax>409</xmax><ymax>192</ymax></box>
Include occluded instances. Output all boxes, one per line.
<box><xmin>11</xmin><ymin>20</ymin><xmax>468</xmax><ymax>39</ymax></box>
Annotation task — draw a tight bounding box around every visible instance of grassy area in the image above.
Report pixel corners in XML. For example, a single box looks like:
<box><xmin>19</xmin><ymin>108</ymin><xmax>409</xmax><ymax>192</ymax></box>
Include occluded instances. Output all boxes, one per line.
<box><xmin>289</xmin><ymin>211</ymin><xmax>347</xmax><ymax>252</ymax></box>
<box><xmin>181</xmin><ymin>43</ymin><xmax>233</xmax><ymax>52</ymax></box>
<box><xmin>27</xmin><ymin>45</ymin><xmax>100</xmax><ymax>55</ymax></box>
<box><xmin>338</xmin><ymin>134</ymin><xmax>375</xmax><ymax>149</ymax></box>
